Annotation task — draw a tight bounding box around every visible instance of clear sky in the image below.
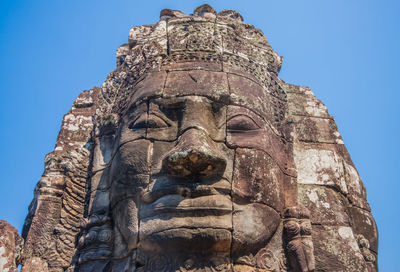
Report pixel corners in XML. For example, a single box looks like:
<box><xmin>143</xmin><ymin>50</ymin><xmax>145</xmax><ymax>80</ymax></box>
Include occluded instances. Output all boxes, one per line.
<box><xmin>0</xmin><ymin>0</ymin><xmax>398</xmax><ymax>270</ymax></box>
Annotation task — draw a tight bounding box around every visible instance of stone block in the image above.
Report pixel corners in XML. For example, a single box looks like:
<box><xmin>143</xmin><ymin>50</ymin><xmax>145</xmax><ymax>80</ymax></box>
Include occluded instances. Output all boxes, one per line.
<box><xmin>110</xmin><ymin>139</ymin><xmax>151</xmax><ymax>177</ymax></box>
<box><xmin>347</xmin><ymin>206</ymin><xmax>378</xmax><ymax>253</ymax></box>
<box><xmin>294</xmin><ymin>142</ymin><xmax>348</xmax><ymax>194</ymax></box>
<box><xmin>287</xmin><ymin>91</ymin><xmax>330</xmax><ymax>118</ymax></box>
<box><xmin>131</xmin><ymin>71</ymin><xmax>167</xmax><ymax>103</ymax></box>
<box><xmin>232</xmin><ymin>148</ymin><xmax>284</xmax><ymax>213</ymax></box>
<box><xmin>293</xmin><ymin>115</ymin><xmax>344</xmax><ymax>144</ymax></box>
<box><xmin>164</xmin><ymin>70</ymin><xmax>229</xmax><ymax>102</ymax></box>
<box><xmin>299</xmin><ymin>184</ymin><xmax>350</xmax><ymax>226</ymax></box>
<box><xmin>228</xmin><ymin>73</ymin><xmax>274</xmax><ymax>123</ymax></box>
<box><xmin>312</xmin><ymin>225</ymin><xmax>367</xmax><ymax>272</ymax></box>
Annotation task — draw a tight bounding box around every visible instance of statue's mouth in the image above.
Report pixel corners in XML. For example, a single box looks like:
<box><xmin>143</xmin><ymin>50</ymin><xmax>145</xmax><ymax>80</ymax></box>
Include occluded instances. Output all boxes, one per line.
<box><xmin>141</xmin><ymin>182</ymin><xmax>230</xmax><ymax>203</ymax></box>
<box><xmin>139</xmin><ymin>181</ymin><xmax>232</xmax><ymax>219</ymax></box>
<box><xmin>140</xmin><ymin>194</ymin><xmax>232</xmax><ymax>219</ymax></box>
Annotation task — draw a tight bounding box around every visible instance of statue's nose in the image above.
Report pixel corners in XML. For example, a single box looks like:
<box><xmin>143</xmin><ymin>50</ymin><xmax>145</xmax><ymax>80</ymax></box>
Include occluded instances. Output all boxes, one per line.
<box><xmin>162</xmin><ymin>129</ymin><xmax>226</xmax><ymax>177</ymax></box>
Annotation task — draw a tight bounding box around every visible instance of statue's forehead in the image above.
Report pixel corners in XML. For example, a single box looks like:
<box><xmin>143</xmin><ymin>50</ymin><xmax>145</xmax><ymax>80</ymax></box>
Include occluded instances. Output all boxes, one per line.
<box><xmin>129</xmin><ymin>70</ymin><xmax>229</xmax><ymax>103</ymax></box>
<box><xmin>127</xmin><ymin>69</ymin><xmax>274</xmax><ymax>121</ymax></box>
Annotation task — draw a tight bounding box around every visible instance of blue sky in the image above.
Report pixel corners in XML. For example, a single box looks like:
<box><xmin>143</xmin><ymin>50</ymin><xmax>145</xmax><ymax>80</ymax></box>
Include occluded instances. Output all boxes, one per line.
<box><xmin>0</xmin><ymin>0</ymin><xmax>398</xmax><ymax>270</ymax></box>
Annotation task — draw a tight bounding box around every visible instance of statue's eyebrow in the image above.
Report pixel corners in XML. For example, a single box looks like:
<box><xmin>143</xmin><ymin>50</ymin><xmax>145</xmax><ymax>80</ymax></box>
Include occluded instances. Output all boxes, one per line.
<box><xmin>124</xmin><ymin>99</ymin><xmax>148</xmax><ymax>115</ymax></box>
<box><xmin>150</xmin><ymin>97</ymin><xmax>185</xmax><ymax>109</ymax></box>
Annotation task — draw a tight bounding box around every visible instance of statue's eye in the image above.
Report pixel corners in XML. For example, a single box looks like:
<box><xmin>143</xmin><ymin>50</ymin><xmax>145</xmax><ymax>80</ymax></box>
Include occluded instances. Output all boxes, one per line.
<box><xmin>147</xmin><ymin>114</ymin><xmax>169</xmax><ymax>128</ymax></box>
<box><xmin>129</xmin><ymin>115</ymin><xmax>146</xmax><ymax>129</ymax></box>
<box><xmin>129</xmin><ymin>114</ymin><xmax>169</xmax><ymax>130</ymax></box>
<box><xmin>227</xmin><ymin>115</ymin><xmax>260</xmax><ymax>131</ymax></box>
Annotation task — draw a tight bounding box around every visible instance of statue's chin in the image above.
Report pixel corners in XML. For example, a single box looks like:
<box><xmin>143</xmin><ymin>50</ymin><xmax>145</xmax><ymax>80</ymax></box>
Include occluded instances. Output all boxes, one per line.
<box><xmin>139</xmin><ymin>227</ymin><xmax>232</xmax><ymax>256</ymax></box>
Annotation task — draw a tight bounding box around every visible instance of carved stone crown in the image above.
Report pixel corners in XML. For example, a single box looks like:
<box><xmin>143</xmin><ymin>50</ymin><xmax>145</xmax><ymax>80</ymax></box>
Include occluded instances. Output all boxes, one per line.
<box><xmin>119</xmin><ymin>4</ymin><xmax>282</xmax><ymax>74</ymax></box>
<box><xmin>101</xmin><ymin>4</ymin><xmax>286</xmax><ymax>125</ymax></box>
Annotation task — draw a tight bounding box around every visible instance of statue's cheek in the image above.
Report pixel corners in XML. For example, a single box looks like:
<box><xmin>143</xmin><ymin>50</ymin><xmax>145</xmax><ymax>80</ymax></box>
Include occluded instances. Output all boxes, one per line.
<box><xmin>232</xmin><ymin>148</ymin><xmax>285</xmax><ymax>213</ymax></box>
<box><xmin>231</xmin><ymin>203</ymin><xmax>280</xmax><ymax>257</ymax></box>
<box><xmin>110</xmin><ymin>139</ymin><xmax>152</xmax><ymax>178</ymax></box>
<box><xmin>113</xmin><ymin>198</ymin><xmax>139</xmax><ymax>257</ymax></box>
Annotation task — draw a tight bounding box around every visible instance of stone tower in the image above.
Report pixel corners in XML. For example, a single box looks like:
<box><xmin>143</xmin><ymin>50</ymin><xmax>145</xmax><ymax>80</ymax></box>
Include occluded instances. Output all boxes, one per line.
<box><xmin>18</xmin><ymin>4</ymin><xmax>377</xmax><ymax>272</ymax></box>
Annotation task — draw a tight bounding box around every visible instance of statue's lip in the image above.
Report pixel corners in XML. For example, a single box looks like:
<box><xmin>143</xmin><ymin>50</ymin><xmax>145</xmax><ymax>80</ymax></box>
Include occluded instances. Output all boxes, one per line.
<box><xmin>140</xmin><ymin>183</ymin><xmax>231</xmax><ymax>204</ymax></box>
<box><xmin>139</xmin><ymin>194</ymin><xmax>232</xmax><ymax>219</ymax></box>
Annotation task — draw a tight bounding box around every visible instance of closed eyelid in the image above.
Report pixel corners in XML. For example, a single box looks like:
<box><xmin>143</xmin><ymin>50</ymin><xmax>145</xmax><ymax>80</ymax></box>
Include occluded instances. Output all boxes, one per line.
<box><xmin>148</xmin><ymin>111</ymin><xmax>172</xmax><ymax>125</ymax></box>
<box><xmin>125</xmin><ymin>103</ymin><xmax>147</xmax><ymax>125</ymax></box>
<box><xmin>226</xmin><ymin>114</ymin><xmax>262</xmax><ymax>132</ymax></box>
<box><xmin>227</xmin><ymin>114</ymin><xmax>261</xmax><ymax>127</ymax></box>
<box><xmin>128</xmin><ymin>111</ymin><xmax>171</xmax><ymax>129</ymax></box>
<box><xmin>129</xmin><ymin>114</ymin><xmax>146</xmax><ymax>129</ymax></box>
<box><xmin>147</xmin><ymin>114</ymin><xmax>169</xmax><ymax>128</ymax></box>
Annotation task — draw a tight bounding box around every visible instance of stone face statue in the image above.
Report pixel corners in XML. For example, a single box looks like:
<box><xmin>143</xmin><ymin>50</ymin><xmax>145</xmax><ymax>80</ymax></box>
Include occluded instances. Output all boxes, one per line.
<box><xmin>105</xmin><ymin>73</ymin><xmax>296</xmax><ymax>271</ymax></box>
<box><xmin>20</xmin><ymin>4</ymin><xmax>378</xmax><ymax>272</ymax></box>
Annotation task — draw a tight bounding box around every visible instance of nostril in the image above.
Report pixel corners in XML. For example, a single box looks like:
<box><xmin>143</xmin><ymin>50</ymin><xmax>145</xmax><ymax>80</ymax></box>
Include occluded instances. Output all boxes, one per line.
<box><xmin>178</xmin><ymin>187</ymin><xmax>191</xmax><ymax>198</ymax></box>
<box><xmin>200</xmin><ymin>164</ymin><xmax>215</xmax><ymax>175</ymax></box>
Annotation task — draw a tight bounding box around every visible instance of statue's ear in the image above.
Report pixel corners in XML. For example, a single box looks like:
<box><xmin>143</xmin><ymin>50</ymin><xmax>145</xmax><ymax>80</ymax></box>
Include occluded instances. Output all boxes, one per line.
<box><xmin>77</xmin><ymin>163</ymin><xmax>114</xmax><ymax>266</ymax></box>
<box><xmin>76</xmin><ymin>212</ymin><xmax>114</xmax><ymax>268</ymax></box>
<box><xmin>74</xmin><ymin>114</ymin><xmax>119</xmax><ymax>267</ymax></box>
<box><xmin>283</xmin><ymin>205</ymin><xmax>316</xmax><ymax>272</ymax></box>
<box><xmin>88</xmin><ymin>114</ymin><xmax>119</xmax><ymax>215</ymax></box>
<box><xmin>95</xmin><ymin>114</ymin><xmax>119</xmax><ymax>164</ymax></box>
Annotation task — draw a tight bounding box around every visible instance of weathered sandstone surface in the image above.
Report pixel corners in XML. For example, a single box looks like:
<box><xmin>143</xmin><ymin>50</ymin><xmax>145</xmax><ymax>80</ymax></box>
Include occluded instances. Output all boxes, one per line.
<box><xmin>0</xmin><ymin>4</ymin><xmax>377</xmax><ymax>272</ymax></box>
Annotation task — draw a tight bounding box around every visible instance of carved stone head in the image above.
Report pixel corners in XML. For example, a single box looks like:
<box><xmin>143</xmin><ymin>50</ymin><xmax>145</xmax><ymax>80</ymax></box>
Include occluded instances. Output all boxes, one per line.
<box><xmin>21</xmin><ymin>4</ymin><xmax>377</xmax><ymax>272</ymax></box>
<box><xmin>76</xmin><ymin>5</ymin><xmax>300</xmax><ymax>271</ymax></box>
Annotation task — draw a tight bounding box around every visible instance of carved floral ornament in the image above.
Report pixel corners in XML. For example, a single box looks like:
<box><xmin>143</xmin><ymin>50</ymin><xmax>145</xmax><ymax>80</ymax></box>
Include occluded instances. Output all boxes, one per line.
<box><xmin>18</xmin><ymin>4</ymin><xmax>378</xmax><ymax>272</ymax></box>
